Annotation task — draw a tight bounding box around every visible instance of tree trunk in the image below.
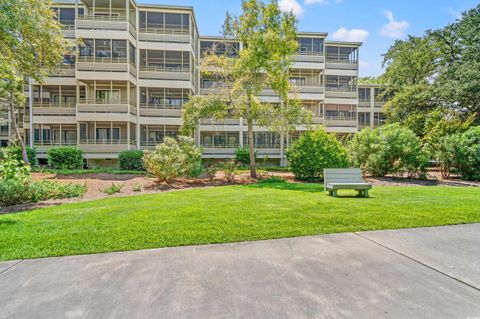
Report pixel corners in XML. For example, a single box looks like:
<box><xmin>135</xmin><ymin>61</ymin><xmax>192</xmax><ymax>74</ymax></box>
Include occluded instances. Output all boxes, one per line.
<box><xmin>9</xmin><ymin>96</ymin><xmax>30</xmax><ymax>166</ymax></box>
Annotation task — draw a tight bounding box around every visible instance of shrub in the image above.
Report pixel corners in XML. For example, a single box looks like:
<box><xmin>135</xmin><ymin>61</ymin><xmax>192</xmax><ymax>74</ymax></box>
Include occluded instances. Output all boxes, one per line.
<box><xmin>205</xmin><ymin>164</ymin><xmax>219</xmax><ymax>181</ymax></box>
<box><xmin>348</xmin><ymin>124</ymin><xmax>429</xmax><ymax>178</ymax></box>
<box><xmin>143</xmin><ymin>136</ymin><xmax>202</xmax><ymax>183</ymax></box>
<box><xmin>222</xmin><ymin>159</ymin><xmax>237</xmax><ymax>182</ymax></box>
<box><xmin>286</xmin><ymin>128</ymin><xmax>349</xmax><ymax>182</ymax></box>
<box><xmin>432</xmin><ymin>134</ymin><xmax>464</xmax><ymax>179</ymax></box>
<box><xmin>102</xmin><ymin>183</ymin><xmax>123</xmax><ymax>195</ymax></box>
<box><xmin>448</xmin><ymin>126</ymin><xmax>480</xmax><ymax>181</ymax></box>
<box><xmin>235</xmin><ymin>147</ymin><xmax>257</xmax><ymax>166</ymax></box>
<box><xmin>118</xmin><ymin>150</ymin><xmax>144</xmax><ymax>171</ymax></box>
<box><xmin>47</xmin><ymin>147</ymin><xmax>84</xmax><ymax>170</ymax></box>
<box><xmin>0</xmin><ymin>152</ymin><xmax>86</xmax><ymax>206</ymax></box>
<box><xmin>0</xmin><ymin>146</ymin><xmax>37</xmax><ymax>167</ymax></box>
<box><xmin>32</xmin><ymin>180</ymin><xmax>87</xmax><ymax>201</ymax></box>
<box><xmin>0</xmin><ymin>152</ymin><xmax>30</xmax><ymax>181</ymax></box>
<box><xmin>132</xmin><ymin>184</ymin><xmax>143</xmax><ymax>192</ymax></box>
<box><xmin>0</xmin><ymin>179</ymin><xmax>34</xmax><ymax>206</ymax></box>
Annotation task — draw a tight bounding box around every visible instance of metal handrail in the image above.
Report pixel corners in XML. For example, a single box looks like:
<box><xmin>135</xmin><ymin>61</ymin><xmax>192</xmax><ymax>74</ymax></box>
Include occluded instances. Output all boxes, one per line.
<box><xmin>77</xmin><ymin>14</ymin><xmax>127</xmax><ymax>22</ymax></box>
<box><xmin>140</xmin><ymin>103</ymin><xmax>183</xmax><ymax>110</ymax></box>
<box><xmin>33</xmin><ymin>140</ymin><xmax>77</xmax><ymax>146</ymax></box>
<box><xmin>77</xmin><ymin>56</ymin><xmax>128</xmax><ymax>63</ymax></box>
<box><xmin>79</xmin><ymin>139</ymin><xmax>130</xmax><ymax>145</ymax></box>
<box><xmin>32</xmin><ymin>102</ymin><xmax>76</xmax><ymax>108</ymax></box>
<box><xmin>139</xmin><ymin>65</ymin><xmax>189</xmax><ymax>73</ymax></box>
<box><xmin>139</xmin><ymin>26</ymin><xmax>189</xmax><ymax>35</ymax></box>
<box><xmin>325</xmin><ymin>57</ymin><xmax>358</xmax><ymax>64</ymax></box>
<box><xmin>325</xmin><ymin>86</ymin><xmax>357</xmax><ymax>92</ymax></box>
<box><xmin>297</xmin><ymin>51</ymin><xmax>324</xmax><ymax>56</ymax></box>
<box><xmin>78</xmin><ymin>99</ymin><xmax>130</xmax><ymax>105</ymax></box>
<box><xmin>326</xmin><ymin>115</ymin><xmax>357</xmax><ymax>121</ymax></box>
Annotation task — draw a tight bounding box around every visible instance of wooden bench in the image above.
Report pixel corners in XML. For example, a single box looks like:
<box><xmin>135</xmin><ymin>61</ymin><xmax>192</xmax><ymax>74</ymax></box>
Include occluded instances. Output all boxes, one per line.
<box><xmin>324</xmin><ymin>168</ymin><xmax>372</xmax><ymax>197</ymax></box>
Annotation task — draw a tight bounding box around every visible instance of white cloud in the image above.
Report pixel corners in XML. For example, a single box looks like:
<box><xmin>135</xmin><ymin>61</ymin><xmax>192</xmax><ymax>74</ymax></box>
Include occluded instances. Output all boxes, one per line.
<box><xmin>359</xmin><ymin>60</ymin><xmax>370</xmax><ymax>69</ymax></box>
<box><xmin>380</xmin><ymin>10</ymin><xmax>409</xmax><ymax>39</ymax></box>
<box><xmin>331</xmin><ymin>27</ymin><xmax>369</xmax><ymax>42</ymax></box>
<box><xmin>279</xmin><ymin>0</ymin><xmax>305</xmax><ymax>16</ymax></box>
<box><xmin>448</xmin><ymin>8</ymin><xmax>461</xmax><ymax>19</ymax></box>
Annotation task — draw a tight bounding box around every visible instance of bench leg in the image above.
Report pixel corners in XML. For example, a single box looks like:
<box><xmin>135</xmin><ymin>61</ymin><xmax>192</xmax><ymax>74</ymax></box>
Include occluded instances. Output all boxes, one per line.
<box><xmin>364</xmin><ymin>190</ymin><xmax>369</xmax><ymax>198</ymax></box>
<box><xmin>357</xmin><ymin>190</ymin><xmax>363</xmax><ymax>197</ymax></box>
<box><xmin>332</xmin><ymin>190</ymin><xmax>337</xmax><ymax>197</ymax></box>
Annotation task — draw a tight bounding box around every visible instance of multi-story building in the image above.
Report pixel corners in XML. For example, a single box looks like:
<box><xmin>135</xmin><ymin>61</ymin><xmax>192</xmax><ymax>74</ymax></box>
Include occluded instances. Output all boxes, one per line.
<box><xmin>357</xmin><ymin>84</ymin><xmax>388</xmax><ymax>129</ymax></box>
<box><xmin>1</xmin><ymin>0</ymin><xmax>385</xmax><ymax>167</ymax></box>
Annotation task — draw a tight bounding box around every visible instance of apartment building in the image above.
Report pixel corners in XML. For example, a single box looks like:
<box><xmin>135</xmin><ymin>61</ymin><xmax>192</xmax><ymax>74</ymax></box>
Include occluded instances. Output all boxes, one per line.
<box><xmin>1</xmin><ymin>0</ymin><xmax>385</xmax><ymax>167</ymax></box>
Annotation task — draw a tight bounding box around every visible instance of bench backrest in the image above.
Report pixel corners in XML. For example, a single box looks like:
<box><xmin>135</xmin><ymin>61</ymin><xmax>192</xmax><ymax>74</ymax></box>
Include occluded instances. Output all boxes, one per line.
<box><xmin>323</xmin><ymin>168</ymin><xmax>364</xmax><ymax>189</ymax></box>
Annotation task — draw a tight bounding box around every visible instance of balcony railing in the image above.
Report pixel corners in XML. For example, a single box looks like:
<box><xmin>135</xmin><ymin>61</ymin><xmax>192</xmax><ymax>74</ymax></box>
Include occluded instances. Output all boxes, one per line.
<box><xmin>79</xmin><ymin>139</ymin><xmax>131</xmax><ymax>145</ymax></box>
<box><xmin>140</xmin><ymin>65</ymin><xmax>190</xmax><ymax>73</ymax></box>
<box><xmin>325</xmin><ymin>86</ymin><xmax>357</xmax><ymax>92</ymax></box>
<box><xmin>77</xmin><ymin>56</ymin><xmax>128</xmax><ymax>63</ymax></box>
<box><xmin>140</xmin><ymin>103</ymin><xmax>183</xmax><ymax>110</ymax></box>
<box><xmin>201</xmin><ymin>142</ymin><xmax>240</xmax><ymax>148</ymax></box>
<box><xmin>139</xmin><ymin>25</ymin><xmax>189</xmax><ymax>35</ymax></box>
<box><xmin>78</xmin><ymin>98</ymin><xmax>130</xmax><ymax>105</ymax></box>
<box><xmin>33</xmin><ymin>140</ymin><xmax>77</xmax><ymax>146</ymax></box>
<box><xmin>32</xmin><ymin>102</ymin><xmax>76</xmax><ymax>108</ymax></box>
<box><xmin>325</xmin><ymin>57</ymin><xmax>358</xmax><ymax>64</ymax></box>
<box><xmin>326</xmin><ymin>115</ymin><xmax>357</xmax><ymax>121</ymax></box>
<box><xmin>297</xmin><ymin>51</ymin><xmax>324</xmax><ymax>56</ymax></box>
<box><xmin>77</xmin><ymin>14</ymin><xmax>127</xmax><ymax>22</ymax></box>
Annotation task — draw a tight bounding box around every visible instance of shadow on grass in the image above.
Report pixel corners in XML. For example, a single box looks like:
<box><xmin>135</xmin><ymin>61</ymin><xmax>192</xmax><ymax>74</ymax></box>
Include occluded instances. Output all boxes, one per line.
<box><xmin>248</xmin><ymin>181</ymin><xmax>323</xmax><ymax>193</ymax></box>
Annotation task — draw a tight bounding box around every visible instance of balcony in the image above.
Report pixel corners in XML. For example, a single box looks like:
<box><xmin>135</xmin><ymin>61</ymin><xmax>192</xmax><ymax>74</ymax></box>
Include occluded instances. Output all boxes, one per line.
<box><xmin>325</xmin><ymin>57</ymin><xmax>358</xmax><ymax>70</ymax></box>
<box><xmin>49</xmin><ymin>65</ymin><xmax>76</xmax><ymax>78</ymax></box>
<box><xmin>294</xmin><ymin>51</ymin><xmax>325</xmax><ymax>67</ymax></box>
<box><xmin>76</xmin><ymin>14</ymin><xmax>128</xmax><ymax>31</ymax></box>
<box><xmin>77</xmin><ymin>98</ymin><xmax>136</xmax><ymax>122</ymax></box>
<box><xmin>139</xmin><ymin>103</ymin><xmax>182</xmax><ymax>118</ymax></box>
<box><xmin>139</xmin><ymin>66</ymin><xmax>190</xmax><ymax>81</ymax></box>
<box><xmin>139</xmin><ymin>25</ymin><xmax>191</xmax><ymax>44</ymax></box>
<box><xmin>79</xmin><ymin>139</ymin><xmax>133</xmax><ymax>154</ymax></box>
<box><xmin>32</xmin><ymin>102</ymin><xmax>76</xmax><ymax>117</ymax></box>
<box><xmin>77</xmin><ymin>57</ymin><xmax>131</xmax><ymax>72</ymax></box>
<box><xmin>325</xmin><ymin>87</ymin><xmax>358</xmax><ymax>99</ymax></box>
<box><xmin>325</xmin><ymin>115</ymin><xmax>358</xmax><ymax>129</ymax></box>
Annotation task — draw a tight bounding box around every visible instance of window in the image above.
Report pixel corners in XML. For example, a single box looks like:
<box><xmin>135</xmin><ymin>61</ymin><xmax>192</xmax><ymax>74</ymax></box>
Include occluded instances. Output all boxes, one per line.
<box><xmin>95</xmin><ymin>39</ymin><xmax>111</xmax><ymax>58</ymax></box>
<box><xmin>96</xmin><ymin>128</ymin><xmax>120</xmax><ymax>140</ymax></box>
<box><xmin>359</xmin><ymin>88</ymin><xmax>370</xmax><ymax>101</ymax></box>
<box><xmin>297</xmin><ymin>37</ymin><xmax>323</xmax><ymax>55</ymax></box>
<box><xmin>358</xmin><ymin>112</ymin><xmax>370</xmax><ymax>126</ymax></box>
<box><xmin>59</xmin><ymin>8</ymin><xmax>75</xmax><ymax>25</ymax></box>
<box><xmin>96</xmin><ymin>90</ymin><xmax>120</xmax><ymax>102</ymax></box>
<box><xmin>112</xmin><ymin>40</ymin><xmax>127</xmax><ymax>59</ymax></box>
<box><xmin>289</xmin><ymin>77</ymin><xmax>306</xmax><ymax>86</ymax></box>
<box><xmin>79</xmin><ymin>39</ymin><xmax>94</xmax><ymax>57</ymax></box>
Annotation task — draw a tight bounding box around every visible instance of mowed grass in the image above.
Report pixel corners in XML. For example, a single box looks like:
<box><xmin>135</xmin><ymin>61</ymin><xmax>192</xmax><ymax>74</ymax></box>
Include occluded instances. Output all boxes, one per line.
<box><xmin>1</xmin><ymin>182</ymin><xmax>480</xmax><ymax>261</ymax></box>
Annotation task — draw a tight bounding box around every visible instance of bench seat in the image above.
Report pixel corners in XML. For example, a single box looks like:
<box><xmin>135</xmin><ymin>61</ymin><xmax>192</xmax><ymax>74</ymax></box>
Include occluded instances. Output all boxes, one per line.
<box><xmin>324</xmin><ymin>168</ymin><xmax>372</xmax><ymax>197</ymax></box>
<box><xmin>326</xmin><ymin>183</ymin><xmax>372</xmax><ymax>190</ymax></box>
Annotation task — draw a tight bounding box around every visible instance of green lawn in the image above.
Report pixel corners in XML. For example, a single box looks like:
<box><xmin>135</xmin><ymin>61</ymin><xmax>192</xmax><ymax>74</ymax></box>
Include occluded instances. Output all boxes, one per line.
<box><xmin>1</xmin><ymin>182</ymin><xmax>480</xmax><ymax>261</ymax></box>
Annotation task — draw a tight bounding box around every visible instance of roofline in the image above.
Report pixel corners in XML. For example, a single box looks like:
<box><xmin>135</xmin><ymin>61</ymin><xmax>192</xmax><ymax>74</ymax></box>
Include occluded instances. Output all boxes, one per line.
<box><xmin>325</xmin><ymin>40</ymin><xmax>362</xmax><ymax>47</ymax></box>
<box><xmin>358</xmin><ymin>83</ymin><xmax>382</xmax><ymax>88</ymax></box>
<box><xmin>297</xmin><ymin>31</ymin><xmax>328</xmax><ymax>37</ymax></box>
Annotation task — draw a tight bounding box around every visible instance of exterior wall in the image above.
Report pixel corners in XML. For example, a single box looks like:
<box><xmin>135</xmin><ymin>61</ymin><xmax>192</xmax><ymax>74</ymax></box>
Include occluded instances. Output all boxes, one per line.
<box><xmin>357</xmin><ymin>84</ymin><xmax>386</xmax><ymax>129</ymax></box>
<box><xmin>4</xmin><ymin>0</ymin><xmax>386</xmax><ymax>165</ymax></box>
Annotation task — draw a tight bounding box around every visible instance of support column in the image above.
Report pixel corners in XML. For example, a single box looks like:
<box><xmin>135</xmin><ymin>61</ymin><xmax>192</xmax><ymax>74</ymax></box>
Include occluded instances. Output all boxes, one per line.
<box><xmin>28</xmin><ymin>78</ymin><xmax>33</xmax><ymax>147</ymax></box>
<box><xmin>370</xmin><ymin>87</ymin><xmax>375</xmax><ymax>128</ymax></box>
<box><xmin>280</xmin><ymin>132</ymin><xmax>286</xmax><ymax>167</ymax></box>
<box><xmin>127</xmin><ymin>122</ymin><xmax>131</xmax><ymax>150</ymax></box>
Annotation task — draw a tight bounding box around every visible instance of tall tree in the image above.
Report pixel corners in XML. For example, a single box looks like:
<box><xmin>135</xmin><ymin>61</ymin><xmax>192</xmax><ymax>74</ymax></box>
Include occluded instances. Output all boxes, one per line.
<box><xmin>258</xmin><ymin>0</ymin><xmax>311</xmax><ymax>166</ymax></box>
<box><xmin>0</xmin><ymin>0</ymin><xmax>69</xmax><ymax>164</ymax></box>
<box><xmin>182</xmin><ymin>0</ymin><xmax>310</xmax><ymax>176</ymax></box>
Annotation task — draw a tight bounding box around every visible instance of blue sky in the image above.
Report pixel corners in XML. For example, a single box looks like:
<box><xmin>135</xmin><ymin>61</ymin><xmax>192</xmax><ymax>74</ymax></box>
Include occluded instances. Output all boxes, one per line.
<box><xmin>140</xmin><ymin>0</ymin><xmax>478</xmax><ymax>76</ymax></box>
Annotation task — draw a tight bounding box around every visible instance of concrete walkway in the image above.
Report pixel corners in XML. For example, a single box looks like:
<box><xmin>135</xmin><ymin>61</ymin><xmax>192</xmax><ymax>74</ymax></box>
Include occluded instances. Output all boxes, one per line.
<box><xmin>1</xmin><ymin>224</ymin><xmax>479</xmax><ymax>319</ymax></box>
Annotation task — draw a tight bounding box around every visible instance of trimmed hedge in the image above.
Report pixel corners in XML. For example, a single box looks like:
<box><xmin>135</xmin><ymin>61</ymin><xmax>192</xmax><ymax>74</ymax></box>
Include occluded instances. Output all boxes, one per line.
<box><xmin>118</xmin><ymin>150</ymin><xmax>144</xmax><ymax>171</ymax></box>
<box><xmin>47</xmin><ymin>147</ymin><xmax>84</xmax><ymax>170</ymax></box>
<box><xmin>286</xmin><ymin>129</ymin><xmax>349</xmax><ymax>182</ymax></box>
